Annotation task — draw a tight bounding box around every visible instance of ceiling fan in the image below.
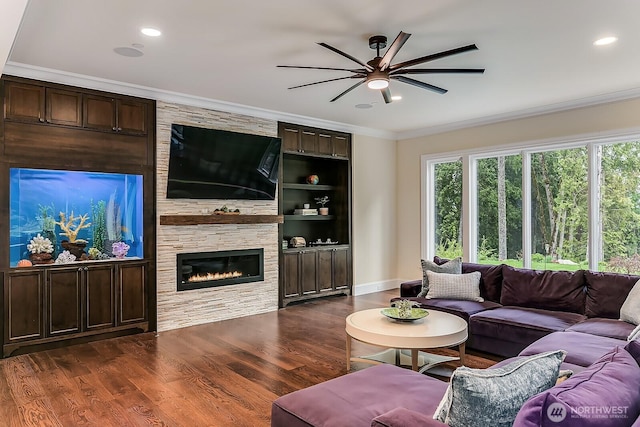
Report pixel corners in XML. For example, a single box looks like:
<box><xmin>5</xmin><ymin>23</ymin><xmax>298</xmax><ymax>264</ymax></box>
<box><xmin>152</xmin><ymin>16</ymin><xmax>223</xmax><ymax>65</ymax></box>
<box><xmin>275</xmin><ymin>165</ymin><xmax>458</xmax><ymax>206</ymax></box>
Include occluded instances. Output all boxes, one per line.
<box><xmin>278</xmin><ymin>31</ymin><xmax>484</xmax><ymax>103</ymax></box>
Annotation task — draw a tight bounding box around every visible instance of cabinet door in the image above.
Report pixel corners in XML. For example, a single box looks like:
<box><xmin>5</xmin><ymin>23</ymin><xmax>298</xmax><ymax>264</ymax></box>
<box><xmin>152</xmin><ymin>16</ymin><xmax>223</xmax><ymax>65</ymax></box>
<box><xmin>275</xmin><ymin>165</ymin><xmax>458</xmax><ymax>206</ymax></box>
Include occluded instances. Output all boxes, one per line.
<box><xmin>118</xmin><ymin>263</ymin><xmax>147</xmax><ymax>325</ymax></box>
<box><xmin>3</xmin><ymin>81</ymin><xmax>44</xmax><ymax>123</ymax></box>
<box><xmin>300</xmin><ymin>250</ymin><xmax>317</xmax><ymax>294</ymax></box>
<box><xmin>332</xmin><ymin>135</ymin><xmax>350</xmax><ymax>158</ymax></box>
<box><xmin>83</xmin><ymin>94</ymin><xmax>116</xmax><ymax>131</ymax></box>
<box><xmin>317</xmin><ymin>249</ymin><xmax>333</xmax><ymax>291</ymax></box>
<box><xmin>116</xmin><ymin>99</ymin><xmax>147</xmax><ymax>135</ymax></box>
<box><xmin>281</xmin><ymin>125</ymin><xmax>301</xmax><ymax>153</ymax></box>
<box><xmin>282</xmin><ymin>252</ymin><xmax>300</xmax><ymax>297</ymax></box>
<box><xmin>47</xmin><ymin>268</ymin><xmax>82</xmax><ymax>336</ymax></box>
<box><xmin>333</xmin><ymin>248</ymin><xmax>350</xmax><ymax>290</ymax></box>
<box><xmin>46</xmin><ymin>88</ymin><xmax>82</xmax><ymax>127</ymax></box>
<box><xmin>317</xmin><ymin>133</ymin><xmax>333</xmax><ymax>156</ymax></box>
<box><xmin>5</xmin><ymin>270</ymin><xmax>44</xmax><ymax>342</ymax></box>
<box><xmin>300</xmin><ymin>130</ymin><xmax>318</xmax><ymax>154</ymax></box>
<box><xmin>85</xmin><ymin>265</ymin><xmax>115</xmax><ymax>330</ymax></box>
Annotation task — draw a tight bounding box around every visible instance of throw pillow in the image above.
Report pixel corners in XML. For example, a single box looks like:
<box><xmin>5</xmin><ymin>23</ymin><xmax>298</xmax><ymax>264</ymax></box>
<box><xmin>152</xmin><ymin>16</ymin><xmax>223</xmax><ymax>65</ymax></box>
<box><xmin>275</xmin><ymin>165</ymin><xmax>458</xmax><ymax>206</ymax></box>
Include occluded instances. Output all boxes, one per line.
<box><xmin>418</xmin><ymin>257</ymin><xmax>462</xmax><ymax>297</ymax></box>
<box><xmin>424</xmin><ymin>270</ymin><xmax>484</xmax><ymax>302</ymax></box>
<box><xmin>433</xmin><ymin>350</ymin><xmax>566</xmax><ymax>427</ymax></box>
<box><xmin>620</xmin><ymin>278</ymin><xmax>640</xmax><ymax>325</ymax></box>
<box><xmin>629</xmin><ymin>323</ymin><xmax>640</xmax><ymax>342</ymax></box>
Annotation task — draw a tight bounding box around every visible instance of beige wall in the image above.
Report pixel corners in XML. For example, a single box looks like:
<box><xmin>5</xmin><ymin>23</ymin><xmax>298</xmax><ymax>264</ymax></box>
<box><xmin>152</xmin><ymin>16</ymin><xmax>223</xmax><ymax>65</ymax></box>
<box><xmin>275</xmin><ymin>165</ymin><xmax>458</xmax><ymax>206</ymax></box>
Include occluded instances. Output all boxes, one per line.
<box><xmin>352</xmin><ymin>133</ymin><xmax>398</xmax><ymax>292</ymax></box>
<box><xmin>0</xmin><ymin>0</ymin><xmax>27</xmax><ymax>73</ymax></box>
<box><xmin>396</xmin><ymin>98</ymin><xmax>640</xmax><ymax>278</ymax></box>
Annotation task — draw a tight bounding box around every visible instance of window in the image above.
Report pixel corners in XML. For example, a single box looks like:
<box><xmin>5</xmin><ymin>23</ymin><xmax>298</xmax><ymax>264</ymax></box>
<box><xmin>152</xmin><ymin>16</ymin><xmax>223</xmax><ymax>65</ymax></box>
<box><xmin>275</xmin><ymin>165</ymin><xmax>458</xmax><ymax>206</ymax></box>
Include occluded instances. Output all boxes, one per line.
<box><xmin>422</xmin><ymin>137</ymin><xmax>640</xmax><ymax>272</ymax></box>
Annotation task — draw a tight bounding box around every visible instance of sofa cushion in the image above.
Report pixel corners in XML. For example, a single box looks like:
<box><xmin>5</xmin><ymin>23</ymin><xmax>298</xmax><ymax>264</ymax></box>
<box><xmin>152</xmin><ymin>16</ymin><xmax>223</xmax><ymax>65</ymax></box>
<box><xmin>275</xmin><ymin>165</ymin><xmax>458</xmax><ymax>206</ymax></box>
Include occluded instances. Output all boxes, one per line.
<box><xmin>434</xmin><ymin>350</ymin><xmax>565</xmax><ymax>427</ymax></box>
<box><xmin>424</xmin><ymin>270</ymin><xmax>484</xmax><ymax>302</ymax></box>
<box><xmin>500</xmin><ymin>265</ymin><xmax>586</xmax><ymax>314</ymax></box>
<box><xmin>584</xmin><ymin>270</ymin><xmax>640</xmax><ymax>319</ymax></box>
<box><xmin>371</xmin><ymin>407</ymin><xmax>447</xmax><ymax>427</ymax></box>
<box><xmin>629</xmin><ymin>324</ymin><xmax>640</xmax><ymax>342</ymax></box>
<box><xmin>514</xmin><ymin>346</ymin><xmax>640</xmax><ymax>427</ymax></box>
<box><xmin>519</xmin><ymin>331</ymin><xmax>626</xmax><ymax>368</ymax></box>
<box><xmin>620</xmin><ymin>279</ymin><xmax>640</xmax><ymax>325</ymax></box>
<box><xmin>470</xmin><ymin>307</ymin><xmax>586</xmax><ymax>356</ymax></box>
<box><xmin>271</xmin><ymin>364</ymin><xmax>448</xmax><ymax>427</ymax></box>
<box><xmin>400</xmin><ymin>279</ymin><xmax>422</xmax><ymax>298</ymax></box>
<box><xmin>434</xmin><ymin>257</ymin><xmax>503</xmax><ymax>303</ymax></box>
<box><xmin>418</xmin><ymin>257</ymin><xmax>462</xmax><ymax>297</ymax></box>
<box><xmin>565</xmin><ymin>318</ymin><xmax>635</xmax><ymax>341</ymax></box>
<box><xmin>492</xmin><ymin>356</ymin><xmax>589</xmax><ymax>376</ymax></box>
<box><xmin>626</xmin><ymin>339</ymin><xmax>640</xmax><ymax>366</ymax></box>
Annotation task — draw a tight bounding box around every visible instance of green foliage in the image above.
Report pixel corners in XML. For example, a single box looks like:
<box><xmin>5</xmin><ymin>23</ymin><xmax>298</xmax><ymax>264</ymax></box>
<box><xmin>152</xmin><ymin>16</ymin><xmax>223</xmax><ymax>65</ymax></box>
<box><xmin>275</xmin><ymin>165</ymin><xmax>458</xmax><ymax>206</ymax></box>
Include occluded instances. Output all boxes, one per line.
<box><xmin>531</xmin><ymin>253</ymin><xmax>545</xmax><ymax>263</ymax></box>
<box><xmin>91</xmin><ymin>199</ymin><xmax>107</xmax><ymax>253</ymax></box>
<box><xmin>478</xmin><ymin>236</ymin><xmax>496</xmax><ymax>261</ymax></box>
<box><xmin>436</xmin><ymin>238</ymin><xmax>462</xmax><ymax>259</ymax></box>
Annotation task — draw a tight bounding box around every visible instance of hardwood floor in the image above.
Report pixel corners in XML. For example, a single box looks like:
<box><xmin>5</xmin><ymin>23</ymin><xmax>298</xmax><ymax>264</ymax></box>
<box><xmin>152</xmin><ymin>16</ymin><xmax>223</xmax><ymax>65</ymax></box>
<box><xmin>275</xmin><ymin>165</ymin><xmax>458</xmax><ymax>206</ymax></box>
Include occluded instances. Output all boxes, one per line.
<box><xmin>0</xmin><ymin>290</ymin><xmax>497</xmax><ymax>426</ymax></box>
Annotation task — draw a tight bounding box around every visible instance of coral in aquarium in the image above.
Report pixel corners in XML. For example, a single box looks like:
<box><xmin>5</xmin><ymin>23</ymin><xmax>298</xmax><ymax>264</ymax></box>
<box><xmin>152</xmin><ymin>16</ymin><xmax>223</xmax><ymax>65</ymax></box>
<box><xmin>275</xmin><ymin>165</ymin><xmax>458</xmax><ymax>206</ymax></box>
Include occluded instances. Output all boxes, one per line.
<box><xmin>17</xmin><ymin>259</ymin><xmax>33</xmax><ymax>267</ymax></box>
<box><xmin>27</xmin><ymin>233</ymin><xmax>54</xmax><ymax>254</ymax></box>
<box><xmin>55</xmin><ymin>250</ymin><xmax>76</xmax><ymax>264</ymax></box>
<box><xmin>112</xmin><ymin>241</ymin><xmax>130</xmax><ymax>258</ymax></box>
<box><xmin>91</xmin><ymin>199</ymin><xmax>107</xmax><ymax>253</ymax></box>
<box><xmin>56</xmin><ymin>211</ymin><xmax>92</xmax><ymax>243</ymax></box>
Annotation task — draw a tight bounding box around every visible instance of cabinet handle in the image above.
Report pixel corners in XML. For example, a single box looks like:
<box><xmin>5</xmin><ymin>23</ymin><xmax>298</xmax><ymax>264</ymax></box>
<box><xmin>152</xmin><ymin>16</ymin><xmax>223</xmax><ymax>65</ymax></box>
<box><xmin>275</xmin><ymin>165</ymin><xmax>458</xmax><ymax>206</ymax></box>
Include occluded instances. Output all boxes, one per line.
<box><xmin>117</xmin><ymin>127</ymin><xmax>122</xmax><ymax>132</ymax></box>
<box><xmin>112</xmin><ymin>127</ymin><xmax>117</xmax><ymax>131</ymax></box>
<box><xmin>78</xmin><ymin>267</ymin><xmax>83</xmax><ymax>271</ymax></box>
<box><xmin>84</xmin><ymin>267</ymin><xmax>88</xmax><ymax>271</ymax></box>
<box><xmin>39</xmin><ymin>118</ymin><xmax>45</xmax><ymax>123</ymax></box>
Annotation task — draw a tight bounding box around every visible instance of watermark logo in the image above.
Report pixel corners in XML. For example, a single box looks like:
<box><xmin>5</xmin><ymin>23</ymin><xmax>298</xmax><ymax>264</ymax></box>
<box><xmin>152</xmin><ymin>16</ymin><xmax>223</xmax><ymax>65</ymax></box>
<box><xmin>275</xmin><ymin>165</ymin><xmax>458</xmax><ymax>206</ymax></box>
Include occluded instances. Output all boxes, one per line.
<box><xmin>547</xmin><ymin>403</ymin><xmax>567</xmax><ymax>423</ymax></box>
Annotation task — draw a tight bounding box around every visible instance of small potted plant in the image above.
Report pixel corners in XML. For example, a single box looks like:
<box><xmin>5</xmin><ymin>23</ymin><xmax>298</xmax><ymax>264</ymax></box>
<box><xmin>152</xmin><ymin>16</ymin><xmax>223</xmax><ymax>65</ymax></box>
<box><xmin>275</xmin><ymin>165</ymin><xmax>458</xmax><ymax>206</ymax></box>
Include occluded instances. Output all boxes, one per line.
<box><xmin>315</xmin><ymin>196</ymin><xmax>329</xmax><ymax>215</ymax></box>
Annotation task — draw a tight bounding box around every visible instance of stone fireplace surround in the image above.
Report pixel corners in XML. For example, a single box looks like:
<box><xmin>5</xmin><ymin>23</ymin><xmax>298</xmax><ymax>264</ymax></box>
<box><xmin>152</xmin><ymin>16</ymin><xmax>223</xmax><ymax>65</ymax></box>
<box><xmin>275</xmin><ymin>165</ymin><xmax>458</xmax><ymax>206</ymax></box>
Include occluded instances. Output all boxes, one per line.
<box><xmin>156</xmin><ymin>101</ymin><xmax>279</xmax><ymax>332</ymax></box>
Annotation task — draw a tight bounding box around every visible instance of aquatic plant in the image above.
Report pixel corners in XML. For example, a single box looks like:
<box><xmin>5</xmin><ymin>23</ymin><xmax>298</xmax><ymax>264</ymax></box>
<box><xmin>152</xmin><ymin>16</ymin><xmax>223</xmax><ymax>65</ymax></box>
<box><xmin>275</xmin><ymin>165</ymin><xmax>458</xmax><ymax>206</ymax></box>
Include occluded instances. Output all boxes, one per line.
<box><xmin>56</xmin><ymin>211</ymin><xmax>92</xmax><ymax>243</ymax></box>
<box><xmin>106</xmin><ymin>191</ymin><xmax>122</xmax><ymax>242</ymax></box>
<box><xmin>112</xmin><ymin>241</ymin><xmax>130</xmax><ymax>258</ymax></box>
<box><xmin>27</xmin><ymin>233</ymin><xmax>54</xmax><ymax>254</ymax></box>
<box><xmin>37</xmin><ymin>203</ymin><xmax>56</xmax><ymax>233</ymax></box>
<box><xmin>55</xmin><ymin>250</ymin><xmax>76</xmax><ymax>264</ymax></box>
<box><xmin>91</xmin><ymin>199</ymin><xmax>107</xmax><ymax>253</ymax></box>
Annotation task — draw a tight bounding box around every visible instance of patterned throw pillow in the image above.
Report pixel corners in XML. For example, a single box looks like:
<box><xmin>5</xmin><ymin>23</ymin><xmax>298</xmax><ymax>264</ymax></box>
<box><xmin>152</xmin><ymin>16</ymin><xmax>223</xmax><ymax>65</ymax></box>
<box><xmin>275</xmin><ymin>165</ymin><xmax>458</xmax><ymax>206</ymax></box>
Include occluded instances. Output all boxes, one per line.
<box><xmin>434</xmin><ymin>350</ymin><xmax>566</xmax><ymax>427</ymax></box>
<box><xmin>620</xmin><ymin>279</ymin><xmax>640</xmax><ymax>325</ymax></box>
<box><xmin>418</xmin><ymin>257</ymin><xmax>462</xmax><ymax>298</ymax></box>
<box><xmin>424</xmin><ymin>270</ymin><xmax>484</xmax><ymax>302</ymax></box>
<box><xmin>629</xmin><ymin>323</ymin><xmax>640</xmax><ymax>341</ymax></box>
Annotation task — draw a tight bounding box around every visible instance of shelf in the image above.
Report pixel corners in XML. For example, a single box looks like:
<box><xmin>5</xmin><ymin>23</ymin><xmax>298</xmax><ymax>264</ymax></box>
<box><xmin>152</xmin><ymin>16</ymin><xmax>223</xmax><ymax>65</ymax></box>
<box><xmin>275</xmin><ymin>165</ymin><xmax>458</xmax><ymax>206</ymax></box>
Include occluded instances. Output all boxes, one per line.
<box><xmin>284</xmin><ymin>215</ymin><xmax>335</xmax><ymax>221</ymax></box>
<box><xmin>160</xmin><ymin>214</ymin><xmax>284</xmax><ymax>225</ymax></box>
<box><xmin>283</xmin><ymin>183</ymin><xmax>335</xmax><ymax>191</ymax></box>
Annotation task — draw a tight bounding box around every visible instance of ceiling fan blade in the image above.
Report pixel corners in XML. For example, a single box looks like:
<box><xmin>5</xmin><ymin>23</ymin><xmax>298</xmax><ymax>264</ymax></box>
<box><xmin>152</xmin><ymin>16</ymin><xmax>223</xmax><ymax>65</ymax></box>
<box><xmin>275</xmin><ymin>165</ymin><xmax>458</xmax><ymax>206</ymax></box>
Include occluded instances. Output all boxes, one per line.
<box><xmin>381</xmin><ymin>87</ymin><xmax>392</xmax><ymax>104</ymax></box>
<box><xmin>277</xmin><ymin>65</ymin><xmax>367</xmax><ymax>73</ymax></box>
<box><xmin>389</xmin><ymin>44</ymin><xmax>479</xmax><ymax>71</ymax></box>
<box><xmin>318</xmin><ymin>42</ymin><xmax>374</xmax><ymax>71</ymax></box>
<box><xmin>330</xmin><ymin>80</ymin><xmax>366</xmax><ymax>102</ymax></box>
<box><xmin>392</xmin><ymin>76</ymin><xmax>448</xmax><ymax>94</ymax></box>
<box><xmin>288</xmin><ymin>75</ymin><xmax>364</xmax><ymax>90</ymax></box>
<box><xmin>379</xmin><ymin>31</ymin><xmax>411</xmax><ymax>71</ymax></box>
<box><xmin>390</xmin><ymin>68</ymin><xmax>485</xmax><ymax>75</ymax></box>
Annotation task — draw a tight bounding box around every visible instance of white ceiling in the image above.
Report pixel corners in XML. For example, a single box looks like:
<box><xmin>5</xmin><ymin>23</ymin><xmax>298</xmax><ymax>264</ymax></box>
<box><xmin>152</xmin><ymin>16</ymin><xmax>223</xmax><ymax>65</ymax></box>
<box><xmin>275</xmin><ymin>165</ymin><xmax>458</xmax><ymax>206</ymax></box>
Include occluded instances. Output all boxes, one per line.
<box><xmin>5</xmin><ymin>0</ymin><xmax>640</xmax><ymax>138</ymax></box>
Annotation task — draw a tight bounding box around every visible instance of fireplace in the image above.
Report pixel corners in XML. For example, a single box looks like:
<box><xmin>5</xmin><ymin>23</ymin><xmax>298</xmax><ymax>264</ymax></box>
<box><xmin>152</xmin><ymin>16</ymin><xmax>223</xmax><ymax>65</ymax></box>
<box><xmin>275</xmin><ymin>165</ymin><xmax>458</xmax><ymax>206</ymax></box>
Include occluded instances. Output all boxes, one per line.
<box><xmin>177</xmin><ymin>248</ymin><xmax>264</xmax><ymax>291</ymax></box>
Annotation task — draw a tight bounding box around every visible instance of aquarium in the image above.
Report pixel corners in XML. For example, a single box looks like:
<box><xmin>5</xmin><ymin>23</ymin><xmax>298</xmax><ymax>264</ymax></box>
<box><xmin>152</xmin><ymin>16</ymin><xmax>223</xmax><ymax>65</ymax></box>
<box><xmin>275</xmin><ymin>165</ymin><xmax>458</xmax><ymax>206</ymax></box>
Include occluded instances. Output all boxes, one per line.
<box><xmin>10</xmin><ymin>168</ymin><xmax>144</xmax><ymax>267</ymax></box>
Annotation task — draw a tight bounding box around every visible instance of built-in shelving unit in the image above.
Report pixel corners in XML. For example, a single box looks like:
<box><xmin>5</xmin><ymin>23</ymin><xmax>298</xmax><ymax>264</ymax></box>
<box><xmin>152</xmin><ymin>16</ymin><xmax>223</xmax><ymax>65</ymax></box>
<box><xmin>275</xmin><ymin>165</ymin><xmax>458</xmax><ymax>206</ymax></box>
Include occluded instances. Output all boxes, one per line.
<box><xmin>278</xmin><ymin>122</ymin><xmax>352</xmax><ymax>307</ymax></box>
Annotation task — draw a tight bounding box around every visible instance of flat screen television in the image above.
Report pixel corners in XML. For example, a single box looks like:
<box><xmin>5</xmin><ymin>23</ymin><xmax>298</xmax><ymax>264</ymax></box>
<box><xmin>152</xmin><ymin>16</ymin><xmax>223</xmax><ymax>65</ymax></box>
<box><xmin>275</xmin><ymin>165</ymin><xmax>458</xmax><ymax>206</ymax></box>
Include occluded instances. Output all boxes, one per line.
<box><xmin>167</xmin><ymin>124</ymin><xmax>281</xmax><ymax>200</ymax></box>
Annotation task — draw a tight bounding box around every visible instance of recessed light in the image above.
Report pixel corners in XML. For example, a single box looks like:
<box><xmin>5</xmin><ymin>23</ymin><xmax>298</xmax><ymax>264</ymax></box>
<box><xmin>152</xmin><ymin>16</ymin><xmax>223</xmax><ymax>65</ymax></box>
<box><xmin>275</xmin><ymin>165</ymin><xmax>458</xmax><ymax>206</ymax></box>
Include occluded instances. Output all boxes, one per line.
<box><xmin>593</xmin><ymin>36</ymin><xmax>617</xmax><ymax>46</ymax></box>
<box><xmin>141</xmin><ymin>27</ymin><xmax>162</xmax><ymax>37</ymax></box>
<box><xmin>113</xmin><ymin>47</ymin><xmax>143</xmax><ymax>57</ymax></box>
<box><xmin>355</xmin><ymin>103</ymin><xmax>373</xmax><ymax>109</ymax></box>
<box><xmin>391</xmin><ymin>95</ymin><xmax>402</xmax><ymax>101</ymax></box>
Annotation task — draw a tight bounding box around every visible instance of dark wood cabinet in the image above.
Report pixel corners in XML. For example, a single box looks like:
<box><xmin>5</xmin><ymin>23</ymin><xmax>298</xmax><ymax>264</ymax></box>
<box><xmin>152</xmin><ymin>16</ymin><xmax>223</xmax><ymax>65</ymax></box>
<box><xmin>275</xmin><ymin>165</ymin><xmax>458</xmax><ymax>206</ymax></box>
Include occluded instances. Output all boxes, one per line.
<box><xmin>278</xmin><ymin>121</ymin><xmax>352</xmax><ymax>307</ymax></box>
<box><xmin>2</xmin><ymin>261</ymin><xmax>147</xmax><ymax>357</ymax></box>
<box><xmin>4</xmin><ymin>81</ymin><xmax>82</xmax><ymax>127</ymax></box>
<box><xmin>4</xmin><ymin>270</ymin><xmax>44</xmax><ymax>343</ymax></box>
<box><xmin>83</xmin><ymin>95</ymin><xmax>147</xmax><ymax>135</ymax></box>
<box><xmin>280</xmin><ymin>123</ymin><xmax>349</xmax><ymax>159</ymax></box>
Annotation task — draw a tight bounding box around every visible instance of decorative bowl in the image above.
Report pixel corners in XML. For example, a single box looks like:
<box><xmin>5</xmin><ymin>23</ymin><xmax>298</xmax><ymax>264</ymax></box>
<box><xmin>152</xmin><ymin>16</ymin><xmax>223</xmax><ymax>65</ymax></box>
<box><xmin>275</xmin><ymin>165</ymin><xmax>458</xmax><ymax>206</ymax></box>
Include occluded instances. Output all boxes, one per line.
<box><xmin>306</xmin><ymin>174</ymin><xmax>319</xmax><ymax>185</ymax></box>
<box><xmin>381</xmin><ymin>307</ymin><xmax>429</xmax><ymax>322</ymax></box>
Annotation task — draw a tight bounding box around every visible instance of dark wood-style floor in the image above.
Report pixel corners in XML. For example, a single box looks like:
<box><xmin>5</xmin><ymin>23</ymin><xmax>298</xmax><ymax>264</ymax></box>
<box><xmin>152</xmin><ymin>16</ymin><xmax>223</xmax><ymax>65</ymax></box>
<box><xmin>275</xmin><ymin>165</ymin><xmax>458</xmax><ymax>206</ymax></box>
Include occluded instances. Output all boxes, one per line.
<box><xmin>0</xmin><ymin>290</ymin><xmax>498</xmax><ymax>426</ymax></box>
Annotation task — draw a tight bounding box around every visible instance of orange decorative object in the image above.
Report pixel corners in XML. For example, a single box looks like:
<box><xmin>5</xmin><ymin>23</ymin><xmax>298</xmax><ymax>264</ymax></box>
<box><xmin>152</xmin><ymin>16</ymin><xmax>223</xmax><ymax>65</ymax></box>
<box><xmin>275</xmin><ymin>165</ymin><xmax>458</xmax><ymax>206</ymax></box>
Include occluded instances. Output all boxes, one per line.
<box><xmin>17</xmin><ymin>259</ymin><xmax>33</xmax><ymax>267</ymax></box>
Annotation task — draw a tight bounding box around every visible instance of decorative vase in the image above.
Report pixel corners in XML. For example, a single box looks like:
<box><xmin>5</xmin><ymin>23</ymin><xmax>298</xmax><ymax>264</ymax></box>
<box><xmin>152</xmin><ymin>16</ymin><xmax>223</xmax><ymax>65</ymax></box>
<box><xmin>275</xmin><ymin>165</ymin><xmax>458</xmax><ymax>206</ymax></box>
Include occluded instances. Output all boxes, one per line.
<box><xmin>306</xmin><ymin>174</ymin><xmax>319</xmax><ymax>185</ymax></box>
<box><xmin>319</xmin><ymin>207</ymin><xmax>329</xmax><ymax>215</ymax></box>
<box><xmin>396</xmin><ymin>300</ymin><xmax>414</xmax><ymax>318</ymax></box>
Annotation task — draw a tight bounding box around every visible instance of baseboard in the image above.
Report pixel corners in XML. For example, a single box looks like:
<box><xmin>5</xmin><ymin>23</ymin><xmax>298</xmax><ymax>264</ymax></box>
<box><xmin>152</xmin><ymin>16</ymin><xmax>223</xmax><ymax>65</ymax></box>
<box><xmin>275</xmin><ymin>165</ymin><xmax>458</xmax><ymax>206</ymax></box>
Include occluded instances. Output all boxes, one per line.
<box><xmin>353</xmin><ymin>279</ymin><xmax>401</xmax><ymax>296</ymax></box>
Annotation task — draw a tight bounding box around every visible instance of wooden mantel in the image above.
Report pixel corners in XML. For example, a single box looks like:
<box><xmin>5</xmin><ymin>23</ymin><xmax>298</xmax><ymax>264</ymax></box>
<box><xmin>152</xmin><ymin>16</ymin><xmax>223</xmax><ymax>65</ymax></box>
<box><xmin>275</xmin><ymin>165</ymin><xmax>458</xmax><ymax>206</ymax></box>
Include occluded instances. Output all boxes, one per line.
<box><xmin>160</xmin><ymin>214</ymin><xmax>284</xmax><ymax>226</ymax></box>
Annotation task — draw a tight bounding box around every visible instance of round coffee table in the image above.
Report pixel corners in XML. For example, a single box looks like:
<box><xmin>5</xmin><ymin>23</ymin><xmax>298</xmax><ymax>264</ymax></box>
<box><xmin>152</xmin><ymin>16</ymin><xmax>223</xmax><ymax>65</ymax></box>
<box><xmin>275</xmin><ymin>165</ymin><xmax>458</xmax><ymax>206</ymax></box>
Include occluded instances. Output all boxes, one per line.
<box><xmin>345</xmin><ymin>308</ymin><xmax>468</xmax><ymax>372</ymax></box>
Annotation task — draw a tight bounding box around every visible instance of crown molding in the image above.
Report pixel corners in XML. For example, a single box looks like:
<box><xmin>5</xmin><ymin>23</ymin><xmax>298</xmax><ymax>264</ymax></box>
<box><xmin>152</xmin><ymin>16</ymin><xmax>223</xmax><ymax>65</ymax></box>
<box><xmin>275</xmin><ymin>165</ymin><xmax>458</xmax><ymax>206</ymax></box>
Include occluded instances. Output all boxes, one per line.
<box><xmin>2</xmin><ymin>62</ymin><xmax>396</xmax><ymax>140</ymax></box>
<box><xmin>397</xmin><ymin>86</ymin><xmax>640</xmax><ymax>140</ymax></box>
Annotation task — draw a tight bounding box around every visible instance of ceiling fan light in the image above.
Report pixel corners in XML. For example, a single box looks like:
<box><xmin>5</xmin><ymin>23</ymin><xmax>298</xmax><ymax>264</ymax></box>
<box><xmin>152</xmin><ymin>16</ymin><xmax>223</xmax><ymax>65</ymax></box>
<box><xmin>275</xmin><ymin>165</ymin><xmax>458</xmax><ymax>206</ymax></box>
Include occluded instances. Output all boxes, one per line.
<box><xmin>367</xmin><ymin>78</ymin><xmax>389</xmax><ymax>90</ymax></box>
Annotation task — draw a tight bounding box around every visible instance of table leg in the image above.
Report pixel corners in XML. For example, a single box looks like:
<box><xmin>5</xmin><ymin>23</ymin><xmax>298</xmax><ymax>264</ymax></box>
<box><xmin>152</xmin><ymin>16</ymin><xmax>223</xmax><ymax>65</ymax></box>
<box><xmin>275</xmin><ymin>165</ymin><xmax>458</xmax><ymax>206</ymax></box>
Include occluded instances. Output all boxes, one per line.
<box><xmin>459</xmin><ymin>342</ymin><xmax>466</xmax><ymax>366</ymax></box>
<box><xmin>411</xmin><ymin>349</ymin><xmax>419</xmax><ymax>371</ymax></box>
<box><xmin>346</xmin><ymin>334</ymin><xmax>351</xmax><ymax>372</ymax></box>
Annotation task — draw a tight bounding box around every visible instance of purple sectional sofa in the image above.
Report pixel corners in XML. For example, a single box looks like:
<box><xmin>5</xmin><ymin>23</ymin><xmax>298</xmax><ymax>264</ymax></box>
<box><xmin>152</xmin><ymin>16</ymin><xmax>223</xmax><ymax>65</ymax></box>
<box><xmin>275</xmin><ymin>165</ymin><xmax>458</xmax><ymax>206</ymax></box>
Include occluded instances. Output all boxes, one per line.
<box><xmin>399</xmin><ymin>259</ymin><xmax>637</xmax><ymax>357</ymax></box>
<box><xmin>271</xmin><ymin>262</ymin><xmax>640</xmax><ymax>426</ymax></box>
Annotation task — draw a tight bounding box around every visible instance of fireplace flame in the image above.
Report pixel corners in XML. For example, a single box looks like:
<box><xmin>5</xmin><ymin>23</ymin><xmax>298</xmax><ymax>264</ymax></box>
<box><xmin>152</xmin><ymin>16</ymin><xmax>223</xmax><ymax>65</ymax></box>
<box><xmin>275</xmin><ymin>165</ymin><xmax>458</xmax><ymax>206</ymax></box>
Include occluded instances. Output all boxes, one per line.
<box><xmin>187</xmin><ymin>271</ymin><xmax>243</xmax><ymax>283</ymax></box>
